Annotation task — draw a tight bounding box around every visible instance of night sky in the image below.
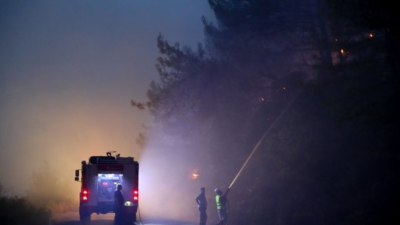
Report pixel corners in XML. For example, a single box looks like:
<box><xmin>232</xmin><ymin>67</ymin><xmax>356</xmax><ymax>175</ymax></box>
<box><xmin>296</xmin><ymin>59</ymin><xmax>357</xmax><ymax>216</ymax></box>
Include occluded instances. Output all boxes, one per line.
<box><xmin>0</xmin><ymin>0</ymin><xmax>215</xmax><ymax>196</ymax></box>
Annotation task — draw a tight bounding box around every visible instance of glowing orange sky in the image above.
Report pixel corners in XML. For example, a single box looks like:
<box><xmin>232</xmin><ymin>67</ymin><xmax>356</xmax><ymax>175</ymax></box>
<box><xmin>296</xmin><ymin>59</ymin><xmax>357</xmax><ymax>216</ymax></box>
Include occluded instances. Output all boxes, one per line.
<box><xmin>0</xmin><ymin>0</ymin><xmax>215</xmax><ymax>196</ymax></box>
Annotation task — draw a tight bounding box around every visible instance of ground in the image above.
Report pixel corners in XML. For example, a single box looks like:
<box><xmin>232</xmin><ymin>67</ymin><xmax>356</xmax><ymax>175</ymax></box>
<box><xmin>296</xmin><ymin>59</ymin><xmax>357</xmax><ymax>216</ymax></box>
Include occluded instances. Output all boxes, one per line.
<box><xmin>53</xmin><ymin>212</ymin><xmax>196</xmax><ymax>225</ymax></box>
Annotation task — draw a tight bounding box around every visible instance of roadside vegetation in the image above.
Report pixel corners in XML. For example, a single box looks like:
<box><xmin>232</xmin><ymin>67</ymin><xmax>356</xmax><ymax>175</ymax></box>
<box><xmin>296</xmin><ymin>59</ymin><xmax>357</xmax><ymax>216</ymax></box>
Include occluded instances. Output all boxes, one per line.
<box><xmin>133</xmin><ymin>0</ymin><xmax>399</xmax><ymax>224</ymax></box>
<box><xmin>0</xmin><ymin>163</ymin><xmax>77</xmax><ymax>224</ymax></box>
<box><xmin>0</xmin><ymin>184</ymin><xmax>48</xmax><ymax>225</ymax></box>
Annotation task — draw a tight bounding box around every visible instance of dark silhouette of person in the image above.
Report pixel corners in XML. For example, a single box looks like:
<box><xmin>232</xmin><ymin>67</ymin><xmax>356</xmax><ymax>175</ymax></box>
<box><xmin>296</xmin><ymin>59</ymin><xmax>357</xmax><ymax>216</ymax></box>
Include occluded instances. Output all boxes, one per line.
<box><xmin>215</xmin><ymin>187</ymin><xmax>230</xmax><ymax>225</ymax></box>
<box><xmin>196</xmin><ymin>187</ymin><xmax>208</xmax><ymax>225</ymax></box>
<box><xmin>114</xmin><ymin>183</ymin><xmax>125</xmax><ymax>225</ymax></box>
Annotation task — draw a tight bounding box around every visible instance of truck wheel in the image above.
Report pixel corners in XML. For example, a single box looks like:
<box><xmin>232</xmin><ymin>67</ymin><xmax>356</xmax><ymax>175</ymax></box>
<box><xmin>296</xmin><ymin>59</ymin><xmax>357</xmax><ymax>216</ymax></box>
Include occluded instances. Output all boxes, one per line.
<box><xmin>80</xmin><ymin>213</ymin><xmax>91</xmax><ymax>225</ymax></box>
<box><xmin>125</xmin><ymin>213</ymin><xmax>136</xmax><ymax>224</ymax></box>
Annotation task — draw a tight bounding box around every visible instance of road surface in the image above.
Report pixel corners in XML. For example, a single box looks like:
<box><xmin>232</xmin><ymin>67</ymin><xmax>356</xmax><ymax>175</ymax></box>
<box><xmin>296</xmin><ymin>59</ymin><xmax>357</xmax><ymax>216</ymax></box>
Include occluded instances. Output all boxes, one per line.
<box><xmin>53</xmin><ymin>212</ymin><xmax>196</xmax><ymax>225</ymax></box>
<box><xmin>56</xmin><ymin>222</ymin><xmax>195</xmax><ymax>225</ymax></box>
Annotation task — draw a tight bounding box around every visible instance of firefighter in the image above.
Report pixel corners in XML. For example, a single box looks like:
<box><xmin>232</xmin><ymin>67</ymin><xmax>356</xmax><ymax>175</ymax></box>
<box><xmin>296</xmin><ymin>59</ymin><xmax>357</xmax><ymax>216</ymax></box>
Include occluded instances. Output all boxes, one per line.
<box><xmin>195</xmin><ymin>187</ymin><xmax>208</xmax><ymax>225</ymax></box>
<box><xmin>114</xmin><ymin>183</ymin><xmax>125</xmax><ymax>225</ymax></box>
<box><xmin>215</xmin><ymin>187</ymin><xmax>230</xmax><ymax>225</ymax></box>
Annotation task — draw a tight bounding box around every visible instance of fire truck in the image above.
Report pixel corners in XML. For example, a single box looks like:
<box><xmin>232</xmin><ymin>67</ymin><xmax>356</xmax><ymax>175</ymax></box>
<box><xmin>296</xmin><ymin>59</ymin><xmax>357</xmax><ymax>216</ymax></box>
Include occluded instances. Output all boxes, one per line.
<box><xmin>75</xmin><ymin>152</ymin><xmax>139</xmax><ymax>224</ymax></box>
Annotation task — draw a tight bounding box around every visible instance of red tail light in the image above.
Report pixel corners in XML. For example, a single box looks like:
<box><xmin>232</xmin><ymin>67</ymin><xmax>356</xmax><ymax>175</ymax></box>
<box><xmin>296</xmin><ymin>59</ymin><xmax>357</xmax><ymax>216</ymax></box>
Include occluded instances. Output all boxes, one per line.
<box><xmin>81</xmin><ymin>189</ymin><xmax>89</xmax><ymax>201</ymax></box>
<box><xmin>133</xmin><ymin>190</ymin><xmax>138</xmax><ymax>201</ymax></box>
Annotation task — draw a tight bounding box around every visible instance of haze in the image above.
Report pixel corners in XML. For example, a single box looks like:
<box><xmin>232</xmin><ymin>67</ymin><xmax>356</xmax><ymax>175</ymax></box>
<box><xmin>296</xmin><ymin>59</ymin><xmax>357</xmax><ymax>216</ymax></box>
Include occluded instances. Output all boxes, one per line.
<box><xmin>0</xmin><ymin>0</ymin><xmax>215</xmax><ymax>200</ymax></box>
<box><xmin>2</xmin><ymin>1</ymin><xmax>398</xmax><ymax>225</ymax></box>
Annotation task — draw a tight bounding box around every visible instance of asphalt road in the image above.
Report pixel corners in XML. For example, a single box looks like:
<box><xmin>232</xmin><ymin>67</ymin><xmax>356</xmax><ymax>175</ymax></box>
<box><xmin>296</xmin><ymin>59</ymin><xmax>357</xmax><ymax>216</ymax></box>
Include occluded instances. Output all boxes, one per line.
<box><xmin>56</xmin><ymin>221</ymin><xmax>196</xmax><ymax>225</ymax></box>
<box><xmin>53</xmin><ymin>212</ymin><xmax>196</xmax><ymax>225</ymax></box>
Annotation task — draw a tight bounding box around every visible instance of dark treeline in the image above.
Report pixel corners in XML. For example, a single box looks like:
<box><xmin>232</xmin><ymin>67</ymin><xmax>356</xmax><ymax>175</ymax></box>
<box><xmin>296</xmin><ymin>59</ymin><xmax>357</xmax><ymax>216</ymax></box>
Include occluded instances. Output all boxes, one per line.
<box><xmin>0</xmin><ymin>163</ymin><xmax>76</xmax><ymax>225</ymax></box>
<box><xmin>0</xmin><ymin>184</ymin><xmax>49</xmax><ymax>225</ymax></box>
<box><xmin>134</xmin><ymin>0</ymin><xmax>399</xmax><ymax>224</ymax></box>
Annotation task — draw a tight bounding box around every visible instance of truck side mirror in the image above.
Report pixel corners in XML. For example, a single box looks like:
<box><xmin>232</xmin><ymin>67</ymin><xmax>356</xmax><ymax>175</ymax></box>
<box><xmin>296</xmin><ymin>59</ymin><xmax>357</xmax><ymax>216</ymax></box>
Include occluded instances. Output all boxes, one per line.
<box><xmin>75</xmin><ymin>169</ymin><xmax>79</xmax><ymax>182</ymax></box>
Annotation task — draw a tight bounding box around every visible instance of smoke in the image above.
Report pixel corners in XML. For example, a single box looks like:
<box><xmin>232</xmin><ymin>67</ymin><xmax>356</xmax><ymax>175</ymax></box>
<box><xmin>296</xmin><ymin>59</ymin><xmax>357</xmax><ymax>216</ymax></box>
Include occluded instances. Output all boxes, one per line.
<box><xmin>138</xmin><ymin>126</ymin><xmax>221</xmax><ymax>224</ymax></box>
<box><xmin>24</xmin><ymin>161</ymin><xmax>78</xmax><ymax>221</ymax></box>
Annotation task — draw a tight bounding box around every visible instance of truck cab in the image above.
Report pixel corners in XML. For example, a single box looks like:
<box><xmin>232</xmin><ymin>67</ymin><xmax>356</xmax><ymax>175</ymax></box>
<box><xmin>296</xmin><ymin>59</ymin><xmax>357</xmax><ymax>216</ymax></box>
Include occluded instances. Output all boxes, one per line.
<box><xmin>75</xmin><ymin>152</ymin><xmax>139</xmax><ymax>225</ymax></box>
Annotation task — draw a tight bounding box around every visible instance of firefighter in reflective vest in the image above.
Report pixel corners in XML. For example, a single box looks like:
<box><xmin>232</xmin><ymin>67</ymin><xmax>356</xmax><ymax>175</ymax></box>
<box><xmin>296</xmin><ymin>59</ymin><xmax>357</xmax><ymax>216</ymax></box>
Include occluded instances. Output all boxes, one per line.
<box><xmin>215</xmin><ymin>187</ymin><xmax>230</xmax><ymax>225</ymax></box>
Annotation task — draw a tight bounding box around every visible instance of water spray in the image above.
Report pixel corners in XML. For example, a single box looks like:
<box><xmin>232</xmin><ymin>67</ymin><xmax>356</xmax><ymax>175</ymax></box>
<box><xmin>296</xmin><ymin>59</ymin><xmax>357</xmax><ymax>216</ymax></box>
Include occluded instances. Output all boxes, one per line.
<box><xmin>229</xmin><ymin>90</ymin><xmax>301</xmax><ymax>189</ymax></box>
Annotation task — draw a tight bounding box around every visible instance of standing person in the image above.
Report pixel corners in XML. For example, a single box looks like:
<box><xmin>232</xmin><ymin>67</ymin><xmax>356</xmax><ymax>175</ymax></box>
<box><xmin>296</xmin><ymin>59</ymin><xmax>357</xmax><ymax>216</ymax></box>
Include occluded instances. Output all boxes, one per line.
<box><xmin>215</xmin><ymin>187</ymin><xmax>230</xmax><ymax>225</ymax></box>
<box><xmin>114</xmin><ymin>183</ymin><xmax>125</xmax><ymax>225</ymax></box>
<box><xmin>195</xmin><ymin>187</ymin><xmax>208</xmax><ymax>225</ymax></box>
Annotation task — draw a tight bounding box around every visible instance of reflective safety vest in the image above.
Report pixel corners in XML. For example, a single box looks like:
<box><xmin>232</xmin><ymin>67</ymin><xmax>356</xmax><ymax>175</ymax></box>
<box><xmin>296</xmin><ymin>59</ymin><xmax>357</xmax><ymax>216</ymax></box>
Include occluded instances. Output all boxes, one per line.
<box><xmin>216</xmin><ymin>195</ymin><xmax>226</xmax><ymax>210</ymax></box>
